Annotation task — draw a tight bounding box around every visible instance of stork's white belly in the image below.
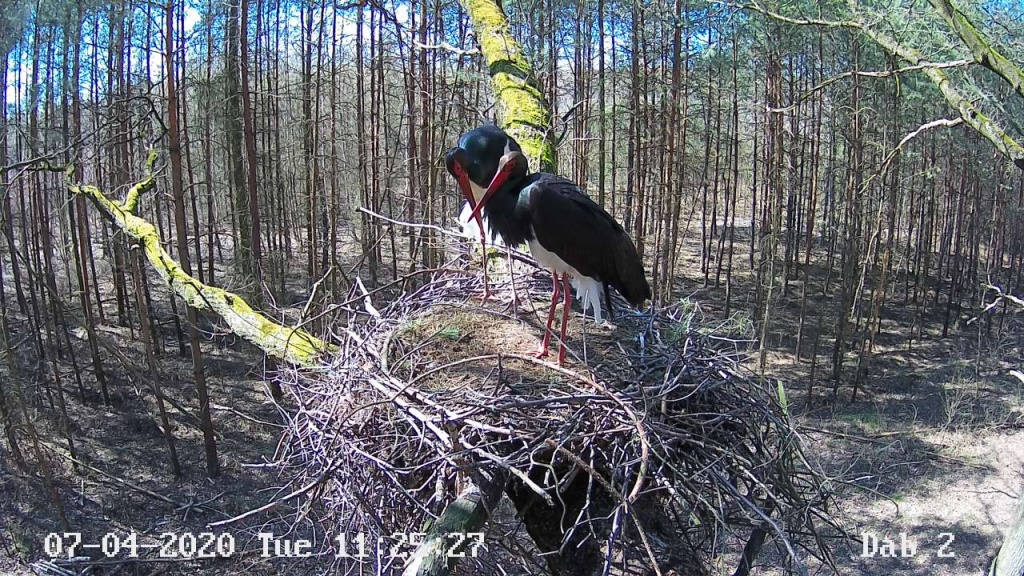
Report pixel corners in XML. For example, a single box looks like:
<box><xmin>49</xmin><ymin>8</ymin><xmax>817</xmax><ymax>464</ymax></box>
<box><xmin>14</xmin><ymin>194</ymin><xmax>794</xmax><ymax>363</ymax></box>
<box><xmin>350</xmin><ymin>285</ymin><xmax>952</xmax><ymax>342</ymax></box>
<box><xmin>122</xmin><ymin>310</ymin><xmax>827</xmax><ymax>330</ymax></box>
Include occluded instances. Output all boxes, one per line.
<box><xmin>461</xmin><ymin>182</ymin><xmax>500</xmax><ymax>245</ymax></box>
<box><xmin>528</xmin><ymin>237</ymin><xmax>604</xmax><ymax>323</ymax></box>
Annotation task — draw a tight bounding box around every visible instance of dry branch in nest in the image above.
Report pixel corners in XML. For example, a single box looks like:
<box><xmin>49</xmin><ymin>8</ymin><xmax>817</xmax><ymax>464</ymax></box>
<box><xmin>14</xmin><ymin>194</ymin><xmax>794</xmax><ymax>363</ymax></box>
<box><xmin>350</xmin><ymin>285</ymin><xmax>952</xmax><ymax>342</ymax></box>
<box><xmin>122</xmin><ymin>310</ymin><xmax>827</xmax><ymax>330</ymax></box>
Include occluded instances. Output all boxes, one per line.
<box><xmin>269</xmin><ymin>258</ymin><xmax>838</xmax><ymax>575</ymax></box>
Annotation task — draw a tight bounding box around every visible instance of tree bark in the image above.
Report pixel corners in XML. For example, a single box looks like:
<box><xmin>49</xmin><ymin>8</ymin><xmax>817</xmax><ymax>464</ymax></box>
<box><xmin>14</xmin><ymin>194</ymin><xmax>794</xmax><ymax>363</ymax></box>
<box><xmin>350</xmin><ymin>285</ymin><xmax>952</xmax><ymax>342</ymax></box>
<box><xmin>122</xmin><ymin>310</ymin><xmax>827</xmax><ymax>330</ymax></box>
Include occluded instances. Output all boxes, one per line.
<box><xmin>991</xmin><ymin>491</ymin><xmax>1024</xmax><ymax>576</ymax></box>
<box><xmin>461</xmin><ymin>0</ymin><xmax>555</xmax><ymax>172</ymax></box>
<box><xmin>166</xmin><ymin>0</ymin><xmax>218</xmax><ymax>477</ymax></box>
<box><xmin>225</xmin><ymin>0</ymin><xmax>253</xmax><ymax>281</ymax></box>
<box><xmin>239</xmin><ymin>0</ymin><xmax>264</xmax><ymax>300</ymax></box>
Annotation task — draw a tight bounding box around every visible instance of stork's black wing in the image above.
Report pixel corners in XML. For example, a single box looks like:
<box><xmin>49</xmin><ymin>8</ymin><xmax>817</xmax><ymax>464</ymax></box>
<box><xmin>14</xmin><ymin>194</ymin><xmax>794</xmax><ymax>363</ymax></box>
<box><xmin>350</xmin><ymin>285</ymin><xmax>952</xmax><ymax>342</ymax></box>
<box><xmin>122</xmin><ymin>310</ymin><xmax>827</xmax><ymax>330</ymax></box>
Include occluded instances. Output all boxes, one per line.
<box><xmin>525</xmin><ymin>176</ymin><xmax>651</xmax><ymax>307</ymax></box>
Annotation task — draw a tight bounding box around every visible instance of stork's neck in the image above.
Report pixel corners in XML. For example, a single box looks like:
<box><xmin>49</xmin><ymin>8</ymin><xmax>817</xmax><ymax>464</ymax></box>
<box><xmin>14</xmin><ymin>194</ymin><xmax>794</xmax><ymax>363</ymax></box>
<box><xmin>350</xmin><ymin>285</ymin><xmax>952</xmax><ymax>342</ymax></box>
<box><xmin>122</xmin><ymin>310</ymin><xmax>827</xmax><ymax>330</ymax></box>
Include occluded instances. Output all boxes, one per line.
<box><xmin>478</xmin><ymin>178</ymin><xmax>528</xmax><ymax>248</ymax></box>
<box><xmin>496</xmin><ymin>171</ymin><xmax>527</xmax><ymax>200</ymax></box>
<box><xmin>480</xmin><ymin>170</ymin><xmax>529</xmax><ymax>224</ymax></box>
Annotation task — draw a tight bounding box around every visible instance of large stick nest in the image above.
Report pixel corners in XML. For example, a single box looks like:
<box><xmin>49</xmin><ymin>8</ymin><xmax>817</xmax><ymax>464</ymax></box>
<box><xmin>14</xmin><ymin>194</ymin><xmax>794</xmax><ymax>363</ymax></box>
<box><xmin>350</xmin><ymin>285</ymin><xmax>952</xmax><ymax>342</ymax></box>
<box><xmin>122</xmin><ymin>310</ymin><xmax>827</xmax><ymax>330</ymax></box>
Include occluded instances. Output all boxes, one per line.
<box><xmin>273</xmin><ymin>257</ymin><xmax>838</xmax><ymax>575</ymax></box>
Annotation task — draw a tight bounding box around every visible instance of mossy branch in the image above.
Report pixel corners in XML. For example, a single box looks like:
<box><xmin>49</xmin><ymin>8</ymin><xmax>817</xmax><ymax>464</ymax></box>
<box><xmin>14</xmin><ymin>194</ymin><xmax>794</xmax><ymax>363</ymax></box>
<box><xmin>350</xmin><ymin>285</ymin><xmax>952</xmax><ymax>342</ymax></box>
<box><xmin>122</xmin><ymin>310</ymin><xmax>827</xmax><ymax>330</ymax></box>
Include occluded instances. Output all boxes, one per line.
<box><xmin>462</xmin><ymin>0</ymin><xmax>556</xmax><ymax>172</ymax></box>
<box><xmin>741</xmin><ymin>1</ymin><xmax>1024</xmax><ymax>169</ymax></box>
<box><xmin>401</xmin><ymin>470</ymin><xmax>507</xmax><ymax>576</ymax></box>
<box><xmin>67</xmin><ymin>155</ymin><xmax>332</xmax><ymax>367</ymax></box>
<box><xmin>858</xmin><ymin>24</ymin><xmax>1024</xmax><ymax>170</ymax></box>
<box><xmin>927</xmin><ymin>0</ymin><xmax>1024</xmax><ymax>101</ymax></box>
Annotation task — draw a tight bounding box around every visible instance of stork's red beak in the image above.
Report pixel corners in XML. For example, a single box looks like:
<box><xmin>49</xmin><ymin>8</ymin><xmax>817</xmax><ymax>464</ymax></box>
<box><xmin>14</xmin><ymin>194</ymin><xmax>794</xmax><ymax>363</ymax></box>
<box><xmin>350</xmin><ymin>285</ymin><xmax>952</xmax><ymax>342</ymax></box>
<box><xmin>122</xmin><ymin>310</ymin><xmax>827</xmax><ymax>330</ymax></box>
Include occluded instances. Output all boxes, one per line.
<box><xmin>453</xmin><ymin>165</ymin><xmax>474</xmax><ymax>207</ymax></box>
<box><xmin>469</xmin><ymin>152</ymin><xmax>519</xmax><ymax>222</ymax></box>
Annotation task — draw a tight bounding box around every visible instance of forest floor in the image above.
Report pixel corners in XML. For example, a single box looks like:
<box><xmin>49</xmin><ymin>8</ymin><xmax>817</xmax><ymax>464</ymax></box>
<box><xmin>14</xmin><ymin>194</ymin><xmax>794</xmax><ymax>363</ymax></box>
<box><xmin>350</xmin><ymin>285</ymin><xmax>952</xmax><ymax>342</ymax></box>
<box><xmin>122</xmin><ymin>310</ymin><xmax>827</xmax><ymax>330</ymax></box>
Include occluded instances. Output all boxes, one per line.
<box><xmin>0</xmin><ymin>260</ymin><xmax>328</xmax><ymax>576</ymax></box>
<box><xmin>677</xmin><ymin>229</ymin><xmax>1024</xmax><ymax>576</ymax></box>
<box><xmin>0</xmin><ymin>225</ymin><xmax>1021</xmax><ymax>576</ymax></box>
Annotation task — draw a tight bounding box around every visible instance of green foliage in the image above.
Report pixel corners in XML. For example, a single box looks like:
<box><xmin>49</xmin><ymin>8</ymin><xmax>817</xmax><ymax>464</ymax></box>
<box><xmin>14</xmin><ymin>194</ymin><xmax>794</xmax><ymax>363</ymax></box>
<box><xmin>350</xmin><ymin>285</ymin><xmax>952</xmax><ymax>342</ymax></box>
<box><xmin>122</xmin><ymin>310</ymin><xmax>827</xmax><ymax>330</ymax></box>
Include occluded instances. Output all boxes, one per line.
<box><xmin>6</xmin><ymin>523</ymin><xmax>31</xmax><ymax>558</ymax></box>
<box><xmin>776</xmin><ymin>379</ymin><xmax>789</xmax><ymax>413</ymax></box>
<box><xmin>662</xmin><ymin>297</ymin><xmax>701</xmax><ymax>345</ymax></box>
<box><xmin>662</xmin><ymin>298</ymin><xmax>755</xmax><ymax>346</ymax></box>
<box><xmin>0</xmin><ymin>6</ymin><xmax>31</xmax><ymax>59</ymax></box>
<box><xmin>436</xmin><ymin>325</ymin><xmax>462</xmax><ymax>341</ymax></box>
<box><xmin>400</xmin><ymin>318</ymin><xmax>427</xmax><ymax>338</ymax></box>
<box><xmin>837</xmin><ymin>411</ymin><xmax>885</xmax><ymax>430</ymax></box>
<box><xmin>719</xmin><ymin>311</ymin><xmax>756</xmax><ymax>341</ymax></box>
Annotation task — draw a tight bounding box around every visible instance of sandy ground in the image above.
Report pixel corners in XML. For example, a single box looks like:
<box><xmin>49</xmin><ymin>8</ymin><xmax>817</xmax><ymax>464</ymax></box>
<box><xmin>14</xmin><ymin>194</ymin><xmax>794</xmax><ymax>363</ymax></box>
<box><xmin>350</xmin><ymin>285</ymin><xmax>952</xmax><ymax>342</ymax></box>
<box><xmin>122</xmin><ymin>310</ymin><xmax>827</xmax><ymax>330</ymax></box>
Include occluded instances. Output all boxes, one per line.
<box><xmin>818</xmin><ymin>427</ymin><xmax>1023</xmax><ymax>575</ymax></box>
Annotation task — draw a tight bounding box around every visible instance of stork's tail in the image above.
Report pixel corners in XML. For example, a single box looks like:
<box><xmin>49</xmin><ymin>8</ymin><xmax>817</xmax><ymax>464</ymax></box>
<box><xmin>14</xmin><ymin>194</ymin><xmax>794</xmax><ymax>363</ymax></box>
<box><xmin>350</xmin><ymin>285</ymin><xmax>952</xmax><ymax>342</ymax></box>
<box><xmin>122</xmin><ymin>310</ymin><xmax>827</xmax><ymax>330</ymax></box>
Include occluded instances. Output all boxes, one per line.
<box><xmin>571</xmin><ymin>276</ymin><xmax>604</xmax><ymax>324</ymax></box>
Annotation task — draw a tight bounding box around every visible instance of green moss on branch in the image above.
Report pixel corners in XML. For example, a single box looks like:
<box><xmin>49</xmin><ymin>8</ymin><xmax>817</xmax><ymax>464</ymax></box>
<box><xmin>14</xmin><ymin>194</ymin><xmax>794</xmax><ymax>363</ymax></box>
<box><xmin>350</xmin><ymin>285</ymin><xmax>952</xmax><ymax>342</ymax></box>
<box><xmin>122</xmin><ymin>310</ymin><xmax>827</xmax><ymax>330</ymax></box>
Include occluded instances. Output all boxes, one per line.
<box><xmin>463</xmin><ymin>0</ymin><xmax>556</xmax><ymax>172</ymax></box>
<box><xmin>68</xmin><ymin>170</ymin><xmax>331</xmax><ymax>367</ymax></box>
<box><xmin>928</xmin><ymin>0</ymin><xmax>1024</xmax><ymax>100</ymax></box>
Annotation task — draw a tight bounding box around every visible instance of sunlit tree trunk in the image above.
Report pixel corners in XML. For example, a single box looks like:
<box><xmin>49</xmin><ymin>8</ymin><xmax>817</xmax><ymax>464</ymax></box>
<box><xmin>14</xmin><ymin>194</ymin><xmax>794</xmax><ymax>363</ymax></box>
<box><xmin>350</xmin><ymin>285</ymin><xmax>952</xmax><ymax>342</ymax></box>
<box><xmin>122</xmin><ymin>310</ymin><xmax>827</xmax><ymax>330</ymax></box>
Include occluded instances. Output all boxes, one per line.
<box><xmin>225</xmin><ymin>0</ymin><xmax>253</xmax><ymax>283</ymax></box>
<box><xmin>68</xmin><ymin>6</ymin><xmax>108</xmax><ymax>404</ymax></box>
<box><xmin>166</xmin><ymin>0</ymin><xmax>218</xmax><ymax>477</ymax></box>
<box><xmin>240</xmin><ymin>0</ymin><xmax>264</xmax><ymax>303</ymax></box>
<box><xmin>0</xmin><ymin>30</ymin><xmax>26</xmax><ymax>469</ymax></box>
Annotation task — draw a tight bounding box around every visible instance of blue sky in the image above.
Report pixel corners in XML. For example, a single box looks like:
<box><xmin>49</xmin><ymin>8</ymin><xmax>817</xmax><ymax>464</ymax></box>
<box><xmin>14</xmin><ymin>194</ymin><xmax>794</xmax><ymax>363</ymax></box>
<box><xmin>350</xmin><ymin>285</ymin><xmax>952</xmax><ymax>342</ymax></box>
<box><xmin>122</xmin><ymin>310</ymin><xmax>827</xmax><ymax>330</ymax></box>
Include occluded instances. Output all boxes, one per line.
<box><xmin>3</xmin><ymin>1</ymin><xmax>413</xmax><ymax>106</ymax></box>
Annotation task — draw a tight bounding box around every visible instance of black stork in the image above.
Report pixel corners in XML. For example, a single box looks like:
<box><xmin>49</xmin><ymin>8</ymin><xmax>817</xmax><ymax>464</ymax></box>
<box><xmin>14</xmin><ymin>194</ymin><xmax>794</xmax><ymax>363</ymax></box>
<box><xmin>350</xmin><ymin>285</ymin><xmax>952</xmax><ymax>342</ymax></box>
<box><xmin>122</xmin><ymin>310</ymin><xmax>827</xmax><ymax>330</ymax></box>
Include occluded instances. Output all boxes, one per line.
<box><xmin>466</xmin><ymin>150</ymin><xmax>651</xmax><ymax>365</ymax></box>
<box><xmin>445</xmin><ymin>125</ymin><xmax>521</xmax><ymax>300</ymax></box>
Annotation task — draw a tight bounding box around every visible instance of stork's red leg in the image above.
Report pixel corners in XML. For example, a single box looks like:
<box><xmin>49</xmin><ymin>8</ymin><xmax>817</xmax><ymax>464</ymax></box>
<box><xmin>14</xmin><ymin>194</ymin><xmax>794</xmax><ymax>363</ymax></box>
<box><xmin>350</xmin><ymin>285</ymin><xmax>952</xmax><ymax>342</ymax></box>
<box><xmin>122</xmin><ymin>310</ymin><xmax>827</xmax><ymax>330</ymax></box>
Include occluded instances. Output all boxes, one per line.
<box><xmin>535</xmin><ymin>271</ymin><xmax>562</xmax><ymax>358</ymax></box>
<box><xmin>557</xmin><ymin>273</ymin><xmax>572</xmax><ymax>365</ymax></box>
<box><xmin>475</xmin><ymin>214</ymin><xmax>491</xmax><ymax>301</ymax></box>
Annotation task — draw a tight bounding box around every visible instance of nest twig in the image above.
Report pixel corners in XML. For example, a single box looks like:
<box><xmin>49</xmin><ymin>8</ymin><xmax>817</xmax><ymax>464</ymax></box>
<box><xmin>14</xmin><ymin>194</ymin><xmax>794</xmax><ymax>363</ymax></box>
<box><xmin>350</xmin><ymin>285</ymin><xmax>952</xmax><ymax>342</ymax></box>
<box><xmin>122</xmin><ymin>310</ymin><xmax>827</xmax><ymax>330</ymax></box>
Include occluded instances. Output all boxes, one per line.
<box><xmin>266</xmin><ymin>255</ymin><xmax>838</xmax><ymax>575</ymax></box>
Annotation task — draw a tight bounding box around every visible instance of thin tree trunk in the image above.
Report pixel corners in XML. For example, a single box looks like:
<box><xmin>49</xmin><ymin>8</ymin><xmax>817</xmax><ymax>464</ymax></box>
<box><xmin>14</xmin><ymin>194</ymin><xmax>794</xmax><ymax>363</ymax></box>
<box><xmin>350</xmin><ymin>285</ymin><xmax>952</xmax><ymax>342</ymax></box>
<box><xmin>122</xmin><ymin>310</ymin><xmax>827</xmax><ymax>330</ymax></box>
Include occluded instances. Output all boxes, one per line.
<box><xmin>240</xmin><ymin>0</ymin><xmax>264</xmax><ymax>303</ymax></box>
<box><xmin>130</xmin><ymin>247</ymin><xmax>181</xmax><ymax>476</ymax></box>
<box><xmin>225</xmin><ymin>0</ymin><xmax>253</xmax><ymax>282</ymax></box>
<box><xmin>167</xmin><ymin>0</ymin><xmax>218</xmax><ymax>477</ymax></box>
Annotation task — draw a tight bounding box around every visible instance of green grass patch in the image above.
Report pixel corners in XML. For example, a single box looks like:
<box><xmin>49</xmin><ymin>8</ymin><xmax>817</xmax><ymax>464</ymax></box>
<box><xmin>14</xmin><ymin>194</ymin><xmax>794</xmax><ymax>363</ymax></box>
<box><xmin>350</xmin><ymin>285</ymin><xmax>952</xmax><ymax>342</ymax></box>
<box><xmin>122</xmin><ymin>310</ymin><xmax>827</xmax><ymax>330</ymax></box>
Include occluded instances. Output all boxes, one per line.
<box><xmin>436</xmin><ymin>326</ymin><xmax>462</xmax><ymax>341</ymax></box>
<box><xmin>837</xmin><ymin>411</ymin><xmax>885</xmax><ymax>430</ymax></box>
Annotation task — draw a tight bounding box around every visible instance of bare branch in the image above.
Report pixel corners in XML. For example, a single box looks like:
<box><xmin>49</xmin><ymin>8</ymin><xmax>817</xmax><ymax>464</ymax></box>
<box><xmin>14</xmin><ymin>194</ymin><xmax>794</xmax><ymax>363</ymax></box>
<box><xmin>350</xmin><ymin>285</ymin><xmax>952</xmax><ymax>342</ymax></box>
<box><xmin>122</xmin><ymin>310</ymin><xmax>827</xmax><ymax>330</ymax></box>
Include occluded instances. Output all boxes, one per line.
<box><xmin>742</xmin><ymin>0</ymin><xmax>1024</xmax><ymax>169</ymax></box>
<box><xmin>768</xmin><ymin>60</ymin><xmax>973</xmax><ymax>113</ymax></box>
<box><xmin>731</xmin><ymin>2</ymin><xmax>861</xmax><ymax>29</ymax></box>
<box><xmin>988</xmin><ymin>284</ymin><xmax>1024</xmax><ymax>309</ymax></box>
<box><xmin>880</xmin><ymin>117</ymin><xmax>964</xmax><ymax>172</ymax></box>
<box><xmin>413</xmin><ymin>40</ymin><xmax>479</xmax><ymax>56</ymax></box>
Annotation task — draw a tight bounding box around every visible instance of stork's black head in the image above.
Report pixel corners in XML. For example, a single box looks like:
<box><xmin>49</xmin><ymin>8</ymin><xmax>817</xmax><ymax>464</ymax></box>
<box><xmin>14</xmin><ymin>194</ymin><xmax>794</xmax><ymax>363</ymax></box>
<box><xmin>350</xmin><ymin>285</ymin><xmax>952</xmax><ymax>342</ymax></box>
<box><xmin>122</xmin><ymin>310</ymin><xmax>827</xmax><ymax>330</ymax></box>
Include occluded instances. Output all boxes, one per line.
<box><xmin>444</xmin><ymin>125</ymin><xmax>522</xmax><ymax>205</ymax></box>
<box><xmin>468</xmin><ymin>151</ymin><xmax>530</xmax><ymax>223</ymax></box>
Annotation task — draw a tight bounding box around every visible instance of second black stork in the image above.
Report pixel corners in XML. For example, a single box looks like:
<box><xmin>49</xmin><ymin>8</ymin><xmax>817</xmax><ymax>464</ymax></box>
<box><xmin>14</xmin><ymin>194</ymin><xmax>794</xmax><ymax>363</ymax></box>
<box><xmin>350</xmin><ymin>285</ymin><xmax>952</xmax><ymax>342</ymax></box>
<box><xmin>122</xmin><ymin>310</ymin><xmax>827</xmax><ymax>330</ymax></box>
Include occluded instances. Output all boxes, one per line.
<box><xmin>467</xmin><ymin>150</ymin><xmax>651</xmax><ymax>365</ymax></box>
<box><xmin>445</xmin><ymin>125</ymin><xmax>521</xmax><ymax>300</ymax></box>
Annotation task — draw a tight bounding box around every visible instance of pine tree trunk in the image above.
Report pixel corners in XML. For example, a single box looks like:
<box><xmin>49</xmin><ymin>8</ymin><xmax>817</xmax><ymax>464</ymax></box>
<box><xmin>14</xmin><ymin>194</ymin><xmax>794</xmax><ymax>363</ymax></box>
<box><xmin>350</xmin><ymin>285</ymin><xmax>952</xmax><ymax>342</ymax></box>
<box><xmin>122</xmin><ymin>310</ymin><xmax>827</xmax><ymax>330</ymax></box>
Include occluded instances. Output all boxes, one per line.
<box><xmin>166</xmin><ymin>0</ymin><xmax>219</xmax><ymax>477</ymax></box>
